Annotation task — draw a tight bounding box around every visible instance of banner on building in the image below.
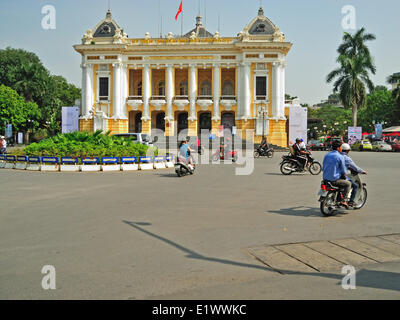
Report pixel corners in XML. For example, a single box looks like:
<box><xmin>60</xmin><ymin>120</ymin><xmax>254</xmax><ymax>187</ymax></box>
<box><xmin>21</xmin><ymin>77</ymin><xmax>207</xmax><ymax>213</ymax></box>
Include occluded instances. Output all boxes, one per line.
<box><xmin>288</xmin><ymin>106</ymin><xmax>308</xmax><ymax>145</ymax></box>
<box><xmin>62</xmin><ymin>106</ymin><xmax>80</xmax><ymax>134</ymax></box>
<box><xmin>348</xmin><ymin>127</ymin><xmax>362</xmax><ymax>145</ymax></box>
<box><xmin>375</xmin><ymin>123</ymin><xmax>383</xmax><ymax>140</ymax></box>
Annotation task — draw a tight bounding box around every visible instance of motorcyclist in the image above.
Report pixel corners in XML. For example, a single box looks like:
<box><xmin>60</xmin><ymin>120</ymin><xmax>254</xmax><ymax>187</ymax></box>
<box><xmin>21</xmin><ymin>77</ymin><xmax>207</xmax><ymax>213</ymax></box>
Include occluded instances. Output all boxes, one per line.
<box><xmin>0</xmin><ymin>136</ymin><xmax>7</xmax><ymax>154</ymax></box>
<box><xmin>292</xmin><ymin>138</ymin><xmax>310</xmax><ymax>171</ymax></box>
<box><xmin>322</xmin><ymin>140</ymin><xmax>351</xmax><ymax>208</ymax></box>
<box><xmin>179</xmin><ymin>139</ymin><xmax>194</xmax><ymax>170</ymax></box>
<box><xmin>259</xmin><ymin>137</ymin><xmax>270</xmax><ymax>152</ymax></box>
<box><xmin>341</xmin><ymin>143</ymin><xmax>367</xmax><ymax>207</ymax></box>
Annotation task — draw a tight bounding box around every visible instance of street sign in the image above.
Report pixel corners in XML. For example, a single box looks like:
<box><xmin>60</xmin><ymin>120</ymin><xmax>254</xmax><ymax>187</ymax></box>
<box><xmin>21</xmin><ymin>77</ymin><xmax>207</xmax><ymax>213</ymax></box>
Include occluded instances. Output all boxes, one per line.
<box><xmin>17</xmin><ymin>132</ymin><xmax>23</xmax><ymax>144</ymax></box>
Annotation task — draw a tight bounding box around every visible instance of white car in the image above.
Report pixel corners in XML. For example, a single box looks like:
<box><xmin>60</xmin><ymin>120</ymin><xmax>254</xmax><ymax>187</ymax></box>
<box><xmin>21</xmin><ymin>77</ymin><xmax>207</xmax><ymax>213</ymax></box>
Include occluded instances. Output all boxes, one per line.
<box><xmin>113</xmin><ymin>133</ymin><xmax>157</xmax><ymax>146</ymax></box>
<box><xmin>372</xmin><ymin>140</ymin><xmax>392</xmax><ymax>152</ymax></box>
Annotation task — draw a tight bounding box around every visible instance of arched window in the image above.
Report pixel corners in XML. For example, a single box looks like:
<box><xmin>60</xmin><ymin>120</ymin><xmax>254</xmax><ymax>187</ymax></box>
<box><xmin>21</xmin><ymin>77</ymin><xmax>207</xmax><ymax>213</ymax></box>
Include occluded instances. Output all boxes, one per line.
<box><xmin>136</xmin><ymin>81</ymin><xmax>142</xmax><ymax>96</ymax></box>
<box><xmin>222</xmin><ymin>81</ymin><xmax>234</xmax><ymax>96</ymax></box>
<box><xmin>158</xmin><ymin>81</ymin><xmax>165</xmax><ymax>96</ymax></box>
<box><xmin>200</xmin><ymin>81</ymin><xmax>211</xmax><ymax>96</ymax></box>
<box><xmin>179</xmin><ymin>80</ymin><xmax>188</xmax><ymax>96</ymax></box>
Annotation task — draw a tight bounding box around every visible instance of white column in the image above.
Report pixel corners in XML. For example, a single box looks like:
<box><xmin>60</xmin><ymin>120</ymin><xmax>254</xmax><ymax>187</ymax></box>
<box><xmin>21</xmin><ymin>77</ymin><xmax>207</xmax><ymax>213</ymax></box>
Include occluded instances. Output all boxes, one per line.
<box><xmin>113</xmin><ymin>62</ymin><xmax>122</xmax><ymax>118</ymax></box>
<box><xmin>189</xmin><ymin>64</ymin><xmax>197</xmax><ymax>120</ymax></box>
<box><xmin>271</xmin><ymin>62</ymin><xmax>280</xmax><ymax>118</ymax></box>
<box><xmin>242</xmin><ymin>62</ymin><xmax>251</xmax><ymax>119</ymax></box>
<box><xmin>212</xmin><ymin>63</ymin><xmax>220</xmax><ymax>121</ymax></box>
<box><xmin>236</xmin><ymin>63</ymin><xmax>242</xmax><ymax>118</ymax></box>
<box><xmin>142</xmin><ymin>64</ymin><xmax>151</xmax><ymax>120</ymax></box>
<box><xmin>166</xmin><ymin>64</ymin><xmax>174</xmax><ymax>121</ymax></box>
<box><xmin>279</xmin><ymin>61</ymin><xmax>286</xmax><ymax>119</ymax></box>
<box><xmin>81</xmin><ymin>63</ymin><xmax>93</xmax><ymax>118</ymax></box>
<box><xmin>119</xmin><ymin>64</ymin><xmax>128</xmax><ymax>119</ymax></box>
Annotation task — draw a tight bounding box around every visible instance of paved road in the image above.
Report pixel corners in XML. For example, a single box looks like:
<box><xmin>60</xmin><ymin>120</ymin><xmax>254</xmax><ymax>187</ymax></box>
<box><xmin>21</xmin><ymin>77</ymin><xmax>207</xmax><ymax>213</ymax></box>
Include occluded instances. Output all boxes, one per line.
<box><xmin>0</xmin><ymin>151</ymin><xmax>399</xmax><ymax>299</ymax></box>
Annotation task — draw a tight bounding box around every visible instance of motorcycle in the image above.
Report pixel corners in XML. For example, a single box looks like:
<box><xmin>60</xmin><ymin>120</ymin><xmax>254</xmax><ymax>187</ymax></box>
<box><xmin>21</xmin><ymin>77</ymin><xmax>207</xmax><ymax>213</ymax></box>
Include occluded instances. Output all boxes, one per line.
<box><xmin>174</xmin><ymin>152</ymin><xmax>195</xmax><ymax>177</ymax></box>
<box><xmin>280</xmin><ymin>153</ymin><xmax>322</xmax><ymax>175</ymax></box>
<box><xmin>212</xmin><ymin>147</ymin><xmax>238</xmax><ymax>162</ymax></box>
<box><xmin>318</xmin><ymin>170</ymin><xmax>368</xmax><ymax>216</ymax></box>
<box><xmin>254</xmin><ymin>145</ymin><xmax>274</xmax><ymax>158</ymax></box>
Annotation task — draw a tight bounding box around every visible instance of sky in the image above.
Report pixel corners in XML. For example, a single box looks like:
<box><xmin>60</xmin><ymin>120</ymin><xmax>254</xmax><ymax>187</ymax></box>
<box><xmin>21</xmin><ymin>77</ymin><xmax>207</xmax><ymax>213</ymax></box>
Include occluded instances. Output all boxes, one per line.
<box><xmin>0</xmin><ymin>0</ymin><xmax>399</xmax><ymax>105</ymax></box>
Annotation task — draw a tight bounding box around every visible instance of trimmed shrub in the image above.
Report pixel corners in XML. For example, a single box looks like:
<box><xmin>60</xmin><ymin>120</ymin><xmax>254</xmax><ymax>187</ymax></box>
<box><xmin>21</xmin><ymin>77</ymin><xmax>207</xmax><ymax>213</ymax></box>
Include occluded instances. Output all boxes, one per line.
<box><xmin>23</xmin><ymin>131</ymin><xmax>158</xmax><ymax>158</ymax></box>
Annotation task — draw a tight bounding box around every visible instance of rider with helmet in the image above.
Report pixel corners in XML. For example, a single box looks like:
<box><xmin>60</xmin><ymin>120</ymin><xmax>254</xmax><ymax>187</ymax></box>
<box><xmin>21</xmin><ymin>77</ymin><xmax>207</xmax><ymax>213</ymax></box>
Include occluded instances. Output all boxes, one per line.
<box><xmin>322</xmin><ymin>140</ymin><xmax>351</xmax><ymax>208</ymax></box>
<box><xmin>341</xmin><ymin>143</ymin><xmax>367</xmax><ymax>206</ymax></box>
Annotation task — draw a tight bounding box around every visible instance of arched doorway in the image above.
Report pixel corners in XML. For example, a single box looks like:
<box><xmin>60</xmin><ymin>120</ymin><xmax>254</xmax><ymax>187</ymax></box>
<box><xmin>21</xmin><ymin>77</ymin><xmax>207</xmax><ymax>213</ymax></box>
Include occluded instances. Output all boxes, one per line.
<box><xmin>177</xmin><ymin>112</ymin><xmax>188</xmax><ymax>135</ymax></box>
<box><xmin>156</xmin><ymin>112</ymin><xmax>165</xmax><ymax>132</ymax></box>
<box><xmin>221</xmin><ymin>112</ymin><xmax>235</xmax><ymax>133</ymax></box>
<box><xmin>129</xmin><ymin>111</ymin><xmax>142</xmax><ymax>133</ymax></box>
<box><xmin>198</xmin><ymin>112</ymin><xmax>211</xmax><ymax>136</ymax></box>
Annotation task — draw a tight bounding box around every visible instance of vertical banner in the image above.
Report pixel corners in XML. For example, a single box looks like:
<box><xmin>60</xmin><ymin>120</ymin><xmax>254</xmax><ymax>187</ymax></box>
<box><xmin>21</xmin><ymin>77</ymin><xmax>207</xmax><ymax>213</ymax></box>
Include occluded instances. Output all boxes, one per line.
<box><xmin>5</xmin><ymin>124</ymin><xmax>12</xmax><ymax>138</ymax></box>
<box><xmin>348</xmin><ymin>127</ymin><xmax>362</xmax><ymax>145</ymax></box>
<box><xmin>288</xmin><ymin>106</ymin><xmax>308</xmax><ymax>145</ymax></box>
<box><xmin>17</xmin><ymin>132</ymin><xmax>23</xmax><ymax>144</ymax></box>
<box><xmin>62</xmin><ymin>106</ymin><xmax>80</xmax><ymax>134</ymax></box>
<box><xmin>375</xmin><ymin>123</ymin><xmax>383</xmax><ymax>140</ymax></box>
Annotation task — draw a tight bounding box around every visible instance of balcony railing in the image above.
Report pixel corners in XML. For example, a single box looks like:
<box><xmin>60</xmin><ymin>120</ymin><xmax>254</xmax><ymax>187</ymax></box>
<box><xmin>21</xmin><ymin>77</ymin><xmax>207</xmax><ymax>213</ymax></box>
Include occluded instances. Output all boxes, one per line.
<box><xmin>150</xmin><ymin>96</ymin><xmax>166</xmax><ymax>100</ymax></box>
<box><xmin>221</xmin><ymin>95</ymin><xmax>236</xmax><ymax>100</ymax></box>
<box><xmin>197</xmin><ymin>95</ymin><xmax>213</xmax><ymax>100</ymax></box>
<box><xmin>127</xmin><ymin>95</ymin><xmax>142</xmax><ymax>100</ymax></box>
<box><xmin>174</xmin><ymin>95</ymin><xmax>189</xmax><ymax>100</ymax></box>
<box><xmin>255</xmin><ymin>95</ymin><xmax>267</xmax><ymax>101</ymax></box>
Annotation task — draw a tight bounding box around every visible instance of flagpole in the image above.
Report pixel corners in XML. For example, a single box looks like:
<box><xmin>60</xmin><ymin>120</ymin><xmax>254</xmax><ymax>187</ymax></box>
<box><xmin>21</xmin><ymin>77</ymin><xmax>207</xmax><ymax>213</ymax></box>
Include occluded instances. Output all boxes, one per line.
<box><xmin>181</xmin><ymin>10</ymin><xmax>183</xmax><ymax>36</ymax></box>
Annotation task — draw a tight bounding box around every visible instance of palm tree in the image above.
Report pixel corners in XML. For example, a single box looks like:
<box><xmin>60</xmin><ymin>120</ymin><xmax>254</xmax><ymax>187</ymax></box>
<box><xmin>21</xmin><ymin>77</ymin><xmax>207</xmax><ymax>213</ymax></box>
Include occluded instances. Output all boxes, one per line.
<box><xmin>387</xmin><ymin>73</ymin><xmax>400</xmax><ymax>121</ymax></box>
<box><xmin>327</xmin><ymin>28</ymin><xmax>376</xmax><ymax>127</ymax></box>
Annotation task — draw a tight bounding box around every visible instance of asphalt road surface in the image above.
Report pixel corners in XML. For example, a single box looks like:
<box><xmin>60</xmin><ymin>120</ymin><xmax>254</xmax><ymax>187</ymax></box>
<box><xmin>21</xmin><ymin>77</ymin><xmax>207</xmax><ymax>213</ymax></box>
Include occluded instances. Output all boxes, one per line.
<box><xmin>1</xmin><ymin>151</ymin><xmax>399</xmax><ymax>299</ymax></box>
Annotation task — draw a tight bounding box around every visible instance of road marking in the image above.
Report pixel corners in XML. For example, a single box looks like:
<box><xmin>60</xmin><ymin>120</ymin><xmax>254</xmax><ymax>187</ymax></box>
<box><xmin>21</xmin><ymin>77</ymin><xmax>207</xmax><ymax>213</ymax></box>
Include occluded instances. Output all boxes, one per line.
<box><xmin>356</xmin><ymin>236</ymin><xmax>400</xmax><ymax>257</ymax></box>
<box><xmin>379</xmin><ymin>234</ymin><xmax>400</xmax><ymax>245</ymax></box>
<box><xmin>246</xmin><ymin>234</ymin><xmax>400</xmax><ymax>273</ymax></box>
<box><xmin>247</xmin><ymin>246</ymin><xmax>316</xmax><ymax>274</ymax></box>
<box><xmin>275</xmin><ymin>243</ymin><xmax>344</xmax><ymax>272</ymax></box>
<box><xmin>303</xmin><ymin>241</ymin><xmax>376</xmax><ymax>266</ymax></box>
<box><xmin>330</xmin><ymin>238</ymin><xmax>400</xmax><ymax>263</ymax></box>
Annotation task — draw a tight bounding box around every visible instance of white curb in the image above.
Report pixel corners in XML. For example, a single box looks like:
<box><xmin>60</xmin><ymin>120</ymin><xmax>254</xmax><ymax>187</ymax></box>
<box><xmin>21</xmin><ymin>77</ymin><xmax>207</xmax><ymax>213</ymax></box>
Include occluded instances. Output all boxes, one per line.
<box><xmin>80</xmin><ymin>165</ymin><xmax>101</xmax><ymax>172</ymax></box>
<box><xmin>154</xmin><ymin>162</ymin><xmax>167</xmax><ymax>169</ymax></box>
<box><xmin>139</xmin><ymin>163</ymin><xmax>154</xmax><ymax>170</ymax></box>
<box><xmin>26</xmin><ymin>164</ymin><xmax>41</xmax><ymax>171</ymax></box>
<box><xmin>121</xmin><ymin>164</ymin><xmax>139</xmax><ymax>171</ymax></box>
<box><xmin>101</xmin><ymin>164</ymin><xmax>121</xmax><ymax>172</ymax></box>
<box><xmin>40</xmin><ymin>164</ymin><xmax>59</xmax><ymax>172</ymax></box>
<box><xmin>60</xmin><ymin>165</ymin><xmax>80</xmax><ymax>172</ymax></box>
<box><xmin>4</xmin><ymin>162</ymin><xmax>15</xmax><ymax>169</ymax></box>
<box><xmin>165</xmin><ymin>161</ymin><xmax>174</xmax><ymax>168</ymax></box>
<box><xmin>15</xmin><ymin>163</ymin><xmax>27</xmax><ymax>170</ymax></box>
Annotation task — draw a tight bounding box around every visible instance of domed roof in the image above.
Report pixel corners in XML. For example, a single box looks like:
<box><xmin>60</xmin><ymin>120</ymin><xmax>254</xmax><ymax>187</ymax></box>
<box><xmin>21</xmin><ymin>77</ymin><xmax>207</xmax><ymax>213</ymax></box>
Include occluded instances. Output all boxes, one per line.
<box><xmin>182</xmin><ymin>14</ymin><xmax>213</xmax><ymax>38</ymax></box>
<box><xmin>245</xmin><ymin>7</ymin><xmax>277</xmax><ymax>35</ymax></box>
<box><xmin>93</xmin><ymin>9</ymin><xmax>124</xmax><ymax>38</ymax></box>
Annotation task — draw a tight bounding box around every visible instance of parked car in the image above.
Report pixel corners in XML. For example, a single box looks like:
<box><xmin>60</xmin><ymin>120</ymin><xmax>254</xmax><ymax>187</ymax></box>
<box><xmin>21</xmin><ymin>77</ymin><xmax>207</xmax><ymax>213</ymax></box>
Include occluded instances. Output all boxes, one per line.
<box><xmin>351</xmin><ymin>139</ymin><xmax>373</xmax><ymax>151</ymax></box>
<box><xmin>307</xmin><ymin>139</ymin><xmax>325</xmax><ymax>151</ymax></box>
<box><xmin>371</xmin><ymin>140</ymin><xmax>392</xmax><ymax>152</ymax></box>
<box><xmin>392</xmin><ymin>143</ymin><xmax>400</xmax><ymax>152</ymax></box>
<box><xmin>113</xmin><ymin>133</ymin><xmax>158</xmax><ymax>146</ymax></box>
<box><xmin>324</xmin><ymin>136</ymin><xmax>343</xmax><ymax>150</ymax></box>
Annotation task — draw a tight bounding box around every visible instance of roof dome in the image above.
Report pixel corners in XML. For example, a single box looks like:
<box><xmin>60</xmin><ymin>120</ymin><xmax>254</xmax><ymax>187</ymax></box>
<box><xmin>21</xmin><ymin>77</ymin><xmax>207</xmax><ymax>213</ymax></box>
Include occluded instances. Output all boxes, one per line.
<box><xmin>245</xmin><ymin>7</ymin><xmax>277</xmax><ymax>36</ymax></box>
<box><xmin>93</xmin><ymin>9</ymin><xmax>124</xmax><ymax>38</ymax></box>
<box><xmin>182</xmin><ymin>14</ymin><xmax>213</xmax><ymax>38</ymax></box>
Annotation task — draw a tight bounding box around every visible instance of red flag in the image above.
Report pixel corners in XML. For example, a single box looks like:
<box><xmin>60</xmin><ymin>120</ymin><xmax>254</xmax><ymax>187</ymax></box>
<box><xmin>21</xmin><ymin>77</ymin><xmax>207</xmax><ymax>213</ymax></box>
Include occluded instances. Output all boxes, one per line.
<box><xmin>175</xmin><ymin>0</ymin><xmax>183</xmax><ymax>20</ymax></box>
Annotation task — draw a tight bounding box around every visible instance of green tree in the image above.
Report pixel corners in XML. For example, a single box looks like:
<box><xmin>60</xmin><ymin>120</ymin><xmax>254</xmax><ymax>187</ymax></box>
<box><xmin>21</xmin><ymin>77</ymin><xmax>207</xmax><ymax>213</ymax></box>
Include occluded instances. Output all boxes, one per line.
<box><xmin>327</xmin><ymin>28</ymin><xmax>376</xmax><ymax>127</ymax></box>
<box><xmin>358</xmin><ymin>88</ymin><xmax>397</xmax><ymax>131</ymax></box>
<box><xmin>308</xmin><ymin>105</ymin><xmax>352</xmax><ymax>136</ymax></box>
<box><xmin>387</xmin><ymin>73</ymin><xmax>400</xmax><ymax>122</ymax></box>
<box><xmin>0</xmin><ymin>85</ymin><xmax>41</xmax><ymax>134</ymax></box>
<box><xmin>0</xmin><ymin>47</ymin><xmax>81</xmax><ymax>134</ymax></box>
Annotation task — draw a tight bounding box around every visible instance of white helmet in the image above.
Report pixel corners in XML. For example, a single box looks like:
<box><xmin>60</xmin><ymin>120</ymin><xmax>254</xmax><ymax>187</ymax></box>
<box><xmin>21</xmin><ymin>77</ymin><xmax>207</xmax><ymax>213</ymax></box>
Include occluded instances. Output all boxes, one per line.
<box><xmin>342</xmin><ymin>143</ymin><xmax>351</xmax><ymax>151</ymax></box>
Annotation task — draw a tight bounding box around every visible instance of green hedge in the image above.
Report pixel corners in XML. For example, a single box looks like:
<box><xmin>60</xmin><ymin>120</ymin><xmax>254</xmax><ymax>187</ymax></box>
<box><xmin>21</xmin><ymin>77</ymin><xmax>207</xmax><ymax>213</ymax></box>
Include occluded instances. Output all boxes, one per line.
<box><xmin>21</xmin><ymin>131</ymin><xmax>158</xmax><ymax>158</ymax></box>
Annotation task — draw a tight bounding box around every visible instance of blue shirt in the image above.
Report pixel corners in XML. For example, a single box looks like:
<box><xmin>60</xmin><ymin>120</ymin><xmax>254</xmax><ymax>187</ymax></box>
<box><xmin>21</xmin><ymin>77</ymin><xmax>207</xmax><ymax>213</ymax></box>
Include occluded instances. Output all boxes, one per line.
<box><xmin>340</xmin><ymin>152</ymin><xmax>364</xmax><ymax>174</ymax></box>
<box><xmin>179</xmin><ymin>143</ymin><xmax>189</xmax><ymax>158</ymax></box>
<box><xmin>322</xmin><ymin>150</ymin><xmax>347</xmax><ymax>181</ymax></box>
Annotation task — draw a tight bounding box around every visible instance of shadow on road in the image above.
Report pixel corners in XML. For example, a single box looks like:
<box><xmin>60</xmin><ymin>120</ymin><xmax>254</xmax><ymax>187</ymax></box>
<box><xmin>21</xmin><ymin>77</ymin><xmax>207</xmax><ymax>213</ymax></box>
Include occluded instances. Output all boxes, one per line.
<box><xmin>122</xmin><ymin>220</ymin><xmax>400</xmax><ymax>292</ymax></box>
<box><xmin>155</xmin><ymin>173</ymin><xmax>177</xmax><ymax>178</ymax></box>
<box><xmin>267</xmin><ymin>206</ymin><xmax>349</xmax><ymax>218</ymax></box>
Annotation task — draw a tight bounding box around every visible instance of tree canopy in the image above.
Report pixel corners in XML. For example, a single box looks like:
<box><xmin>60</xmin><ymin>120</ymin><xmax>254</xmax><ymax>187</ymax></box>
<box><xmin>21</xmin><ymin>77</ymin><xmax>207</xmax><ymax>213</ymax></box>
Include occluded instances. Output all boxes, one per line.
<box><xmin>0</xmin><ymin>47</ymin><xmax>81</xmax><ymax>134</ymax></box>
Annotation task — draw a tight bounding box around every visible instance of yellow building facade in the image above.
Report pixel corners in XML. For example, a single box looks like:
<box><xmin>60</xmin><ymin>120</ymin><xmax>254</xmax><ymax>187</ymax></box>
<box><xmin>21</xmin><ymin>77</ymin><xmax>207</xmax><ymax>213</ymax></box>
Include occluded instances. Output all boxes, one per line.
<box><xmin>73</xmin><ymin>7</ymin><xmax>292</xmax><ymax>147</ymax></box>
